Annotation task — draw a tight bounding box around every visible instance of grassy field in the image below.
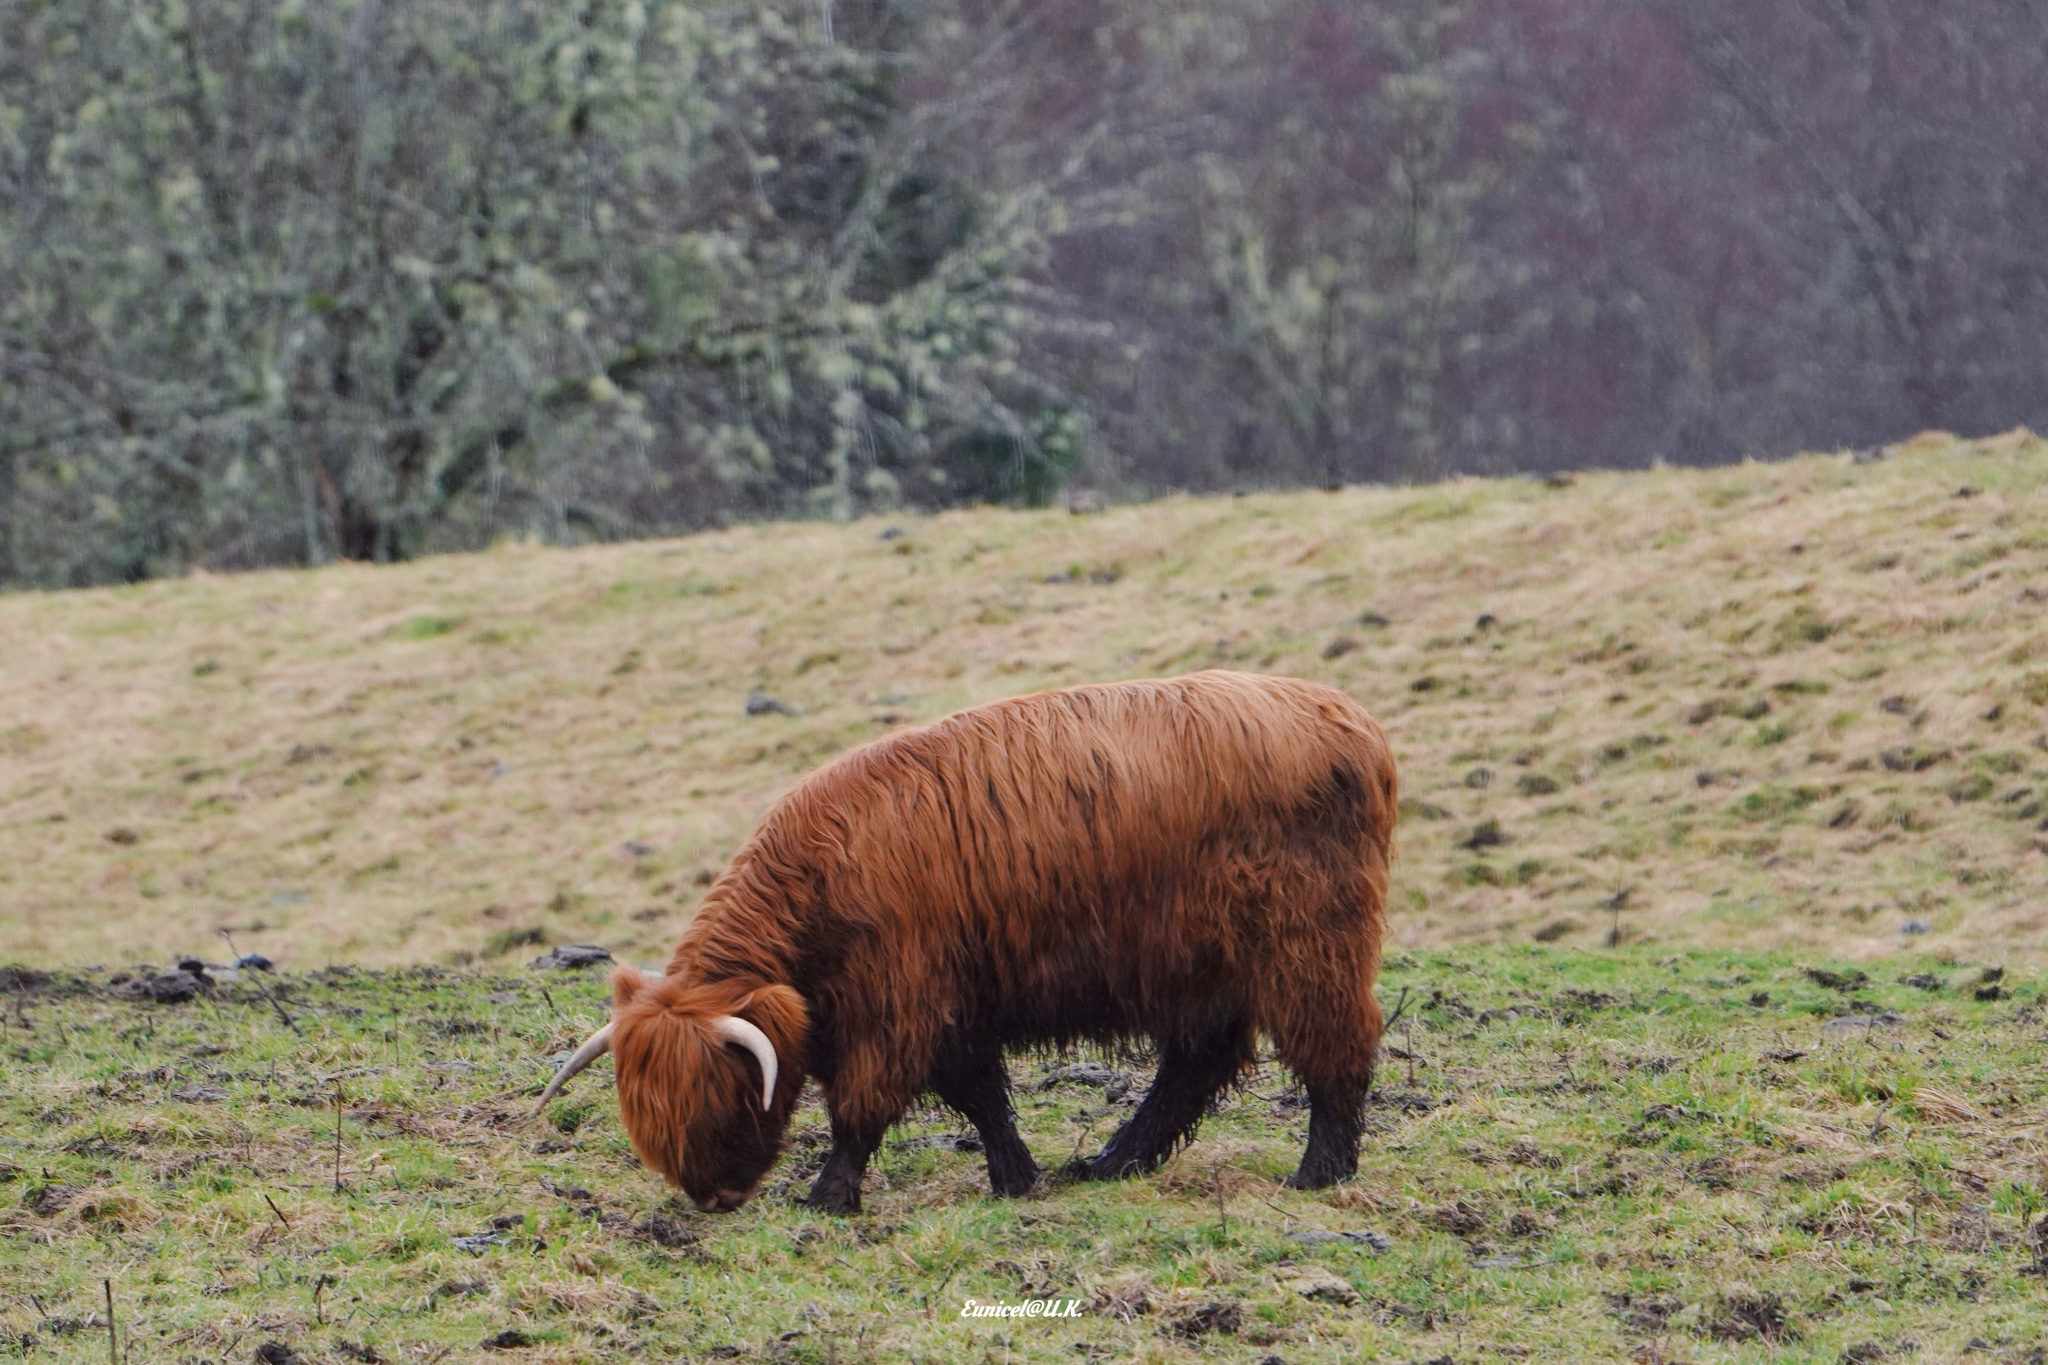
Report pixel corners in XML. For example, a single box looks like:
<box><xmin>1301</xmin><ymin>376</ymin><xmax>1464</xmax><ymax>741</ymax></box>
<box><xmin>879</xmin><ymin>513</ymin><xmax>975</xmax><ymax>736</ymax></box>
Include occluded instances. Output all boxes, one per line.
<box><xmin>4</xmin><ymin>435</ymin><xmax>2048</xmax><ymax>1362</ymax></box>
<box><xmin>2</xmin><ymin>949</ymin><xmax>2043</xmax><ymax>1364</ymax></box>
<box><xmin>3</xmin><ymin>429</ymin><xmax>2046</xmax><ymax>970</ymax></box>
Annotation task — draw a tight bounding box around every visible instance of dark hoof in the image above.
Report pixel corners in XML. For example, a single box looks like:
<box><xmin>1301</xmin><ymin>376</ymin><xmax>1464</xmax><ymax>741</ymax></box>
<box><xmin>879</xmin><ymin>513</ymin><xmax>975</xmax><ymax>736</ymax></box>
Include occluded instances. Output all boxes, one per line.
<box><xmin>987</xmin><ymin>1162</ymin><xmax>1042</xmax><ymax>1198</ymax></box>
<box><xmin>801</xmin><ymin>1183</ymin><xmax>863</xmax><ymax>1215</ymax></box>
<box><xmin>1282</xmin><ymin>1164</ymin><xmax>1353</xmax><ymax>1191</ymax></box>
<box><xmin>1070</xmin><ymin>1152</ymin><xmax>1152</xmax><ymax>1182</ymax></box>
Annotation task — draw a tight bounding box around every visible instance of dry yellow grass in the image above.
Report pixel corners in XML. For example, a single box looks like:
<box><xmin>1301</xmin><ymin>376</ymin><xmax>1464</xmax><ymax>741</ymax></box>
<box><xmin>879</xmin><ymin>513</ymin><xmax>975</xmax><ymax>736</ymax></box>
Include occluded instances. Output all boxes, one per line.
<box><xmin>3</xmin><ymin>429</ymin><xmax>2045</xmax><ymax>968</ymax></box>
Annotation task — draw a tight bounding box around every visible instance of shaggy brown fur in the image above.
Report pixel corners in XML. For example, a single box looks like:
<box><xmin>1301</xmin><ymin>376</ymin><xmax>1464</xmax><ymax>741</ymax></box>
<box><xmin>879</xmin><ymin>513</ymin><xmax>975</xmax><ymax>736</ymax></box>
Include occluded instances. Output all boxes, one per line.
<box><xmin>597</xmin><ymin>671</ymin><xmax>1397</xmax><ymax>1212</ymax></box>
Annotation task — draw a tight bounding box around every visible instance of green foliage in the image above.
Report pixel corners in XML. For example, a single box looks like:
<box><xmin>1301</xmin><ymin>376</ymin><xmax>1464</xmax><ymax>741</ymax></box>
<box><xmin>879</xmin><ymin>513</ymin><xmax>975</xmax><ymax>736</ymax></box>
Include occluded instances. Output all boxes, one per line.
<box><xmin>0</xmin><ymin>0</ymin><xmax>1078</xmax><ymax>586</ymax></box>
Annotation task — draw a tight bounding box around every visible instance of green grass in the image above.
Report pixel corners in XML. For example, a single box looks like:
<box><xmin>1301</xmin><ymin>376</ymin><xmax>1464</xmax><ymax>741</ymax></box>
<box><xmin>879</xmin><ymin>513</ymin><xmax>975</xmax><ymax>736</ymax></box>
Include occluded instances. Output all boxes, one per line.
<box><xmin>3</xmin><ymin>950</ymin><xmax>2043</xmax><ymax>1362</ymax></box>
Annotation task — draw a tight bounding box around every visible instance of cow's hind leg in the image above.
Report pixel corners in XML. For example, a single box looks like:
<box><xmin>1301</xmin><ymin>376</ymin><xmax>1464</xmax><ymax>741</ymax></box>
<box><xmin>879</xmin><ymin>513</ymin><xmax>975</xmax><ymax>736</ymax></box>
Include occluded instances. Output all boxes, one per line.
<box><xmin>803</xmin><ymin>1111</ymin><xmax>884</xmax><ymax>1214</ymax></box>
<box><xmin>929</xmin><ymin>1038</ymin><xmax>1040</xmax><ymax>1197</ymax></box>
<box><xmin>1284</xmin><ymin>1078</ymin><xmax>1370</xmax><ymax>1189</ymax></box>
<box><xmin>1268</xmin><ymin>986</ymin><xmax>1380</xmax><ymax>1190</ymax></box>
<box><xmin>1077</xmin><ymin>1020</ymin><xmax>1254</xmax><ymax>1180</ymax></box>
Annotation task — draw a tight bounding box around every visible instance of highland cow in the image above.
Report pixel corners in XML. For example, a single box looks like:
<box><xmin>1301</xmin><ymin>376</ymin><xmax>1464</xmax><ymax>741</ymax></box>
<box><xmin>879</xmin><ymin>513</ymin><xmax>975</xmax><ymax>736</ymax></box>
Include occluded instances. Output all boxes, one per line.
<box><xmin>539</xmin><ymin>671</ymin><xmax>1397</xmax><ymax>1213</ymax></box>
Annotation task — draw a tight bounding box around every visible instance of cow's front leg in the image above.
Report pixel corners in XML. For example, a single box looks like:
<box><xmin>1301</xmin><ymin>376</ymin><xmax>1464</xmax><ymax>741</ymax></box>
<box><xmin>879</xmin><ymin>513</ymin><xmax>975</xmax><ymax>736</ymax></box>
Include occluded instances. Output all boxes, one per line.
<box><xmin>802</xmin><ymin>1109</ymin><xmax>884</xmax><ymax>1214</ymax></box>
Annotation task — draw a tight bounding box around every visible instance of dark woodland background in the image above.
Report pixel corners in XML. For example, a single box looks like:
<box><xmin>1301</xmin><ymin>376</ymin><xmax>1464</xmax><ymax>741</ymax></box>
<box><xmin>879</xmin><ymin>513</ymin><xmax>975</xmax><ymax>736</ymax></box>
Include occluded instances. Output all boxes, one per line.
<box><xmin>3</xmin><ymin>0</ymin><xmax>2045</xmax><ymax>587</ymax></box>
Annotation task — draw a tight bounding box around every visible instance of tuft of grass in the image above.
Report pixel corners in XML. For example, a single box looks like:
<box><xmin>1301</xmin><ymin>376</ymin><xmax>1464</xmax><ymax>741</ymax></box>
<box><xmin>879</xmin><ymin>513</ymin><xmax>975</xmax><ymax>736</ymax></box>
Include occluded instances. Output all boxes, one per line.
<box><xmin>2</xmin><ymin>431</ymin><xmax>2047</xmax><ymax>968</ymax></box>
<box><xmin>390</xmin><ymin>614</ymin><xmax>468</xmax><ymax>640</ymax></box>
<box><xmin>0</xmin><ymin>952</ymin><xmax>2042</xmax><ymax>1361</ymax></box>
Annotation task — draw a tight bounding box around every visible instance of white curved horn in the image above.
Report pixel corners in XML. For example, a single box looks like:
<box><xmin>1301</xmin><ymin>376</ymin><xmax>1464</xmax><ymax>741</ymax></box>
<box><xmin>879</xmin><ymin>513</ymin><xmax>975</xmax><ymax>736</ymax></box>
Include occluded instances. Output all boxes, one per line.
<box><xmin>535</xmin><ymin>1021</ymin><xmax>615</xmax><ymax>1112</ymax></box>
<box><xmin>713</xmin><ymin>1015</ymin><xmax>778</xmax><ymax>1109</ymax></box>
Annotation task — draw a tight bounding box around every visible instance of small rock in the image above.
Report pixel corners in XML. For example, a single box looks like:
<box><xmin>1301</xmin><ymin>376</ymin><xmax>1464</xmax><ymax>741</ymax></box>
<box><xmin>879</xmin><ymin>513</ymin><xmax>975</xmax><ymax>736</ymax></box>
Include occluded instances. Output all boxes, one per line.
<box><xmin>1804</xmin><ymin>967</ymin><xmax>1870</xmax><ymax>992</ymax></box>
<box><xmin>30</xmin><ymin>1184</ymin><xmax>80</xmax><ymax>1216</ymax></box>
<box><xmin>254</xmin><ymin>1343</ymin><xmax>304</xmax><ymax>1365</ymax></box>
<box><xmin>641</xmin><ymin>1213</ymin><xmax>699</xmax><ymax>1248</ymax></box>
<box><xmin>120</xmin><ymin>972</ymin><xmax>203</xmax><ymax>1004</ymax></box>
<box><xmin>1285</xmin><ymin>1267</ymin><xmax>1360</xmax><ymax>1306</ymax></box>
<box><xmin>1430</xmin><ymin>1200</ymin><xmax>1488</xmax><ymax>1236</ymax></box>
<box><xmin>1287</xmin><ymin>1229</ymin><xmax>1390</xmax><ymax>1251</ymax></box>
<box><xmin>1821</xmin><ymin>1012</ymin><xmax>1905</xmax><ymax>1033</ymax></box>
<box><xmin>745</xmin><ymin>688</ymin><xmax>797</xmax><ymax>717</ymax></box>
<box><xmin>0</xmin><ymin>966</ymin><xmax>51</xmax><ymax>993</ymax></box>
<box><xmin>453</xmin><ymin>1232</ymin><xmax>507</xmax><ymax>1255</ymax></box>
<box><xmin>1900</xmin><ymin>919</ymin><xmax>1931</xmax><ymax>935</ymax></box>
<box><xmin>528</xmin><ymin>944</ymin><xmax>613</xmax><ymax>971</ymax></box>
<box><xmin>877</xmin><ymin>526</ymin><xmax>906</xmax><ymax>540</ymax></box>
<box><xmin>235</xmin><ymin>953</ymin><xmax>275</xmax><ymax>971</ymax></box>
<box><xmin>621</xmin><ymin>841</ymin><xmax>656</xmax><ymax>857</ymax></box>
<box><xmin>1038</xmin><ymin>1062</ymin><xmax>1129</xmax><ymax>1090</ymax></box>
<box><xmin>1168</xmin><ymin>1301</ymin><xmax>1243</xmax><ymax>1338</ymax></box>
<box><xmin>1900</xmin><ymin>973</ymin><xmax>1944</xmax><ymax>991</ymax></box>
<box><xmin>1459</xmin><ymin>820</ymin><xmax>1508</xmax><ymax>851</ymax></box>
<box><xmin>171</xmin><ymin>1085</ymin><xmax>227</xmax><ymax>1103</ymax></box>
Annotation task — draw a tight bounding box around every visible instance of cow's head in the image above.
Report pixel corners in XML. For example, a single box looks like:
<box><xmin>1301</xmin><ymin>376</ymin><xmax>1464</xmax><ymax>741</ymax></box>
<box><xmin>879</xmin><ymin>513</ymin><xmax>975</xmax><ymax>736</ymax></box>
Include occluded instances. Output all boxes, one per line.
<box><xmin>538</xmin><ymin>966</ymin><xmax>806</xmax><ymax>1210</ymax></box>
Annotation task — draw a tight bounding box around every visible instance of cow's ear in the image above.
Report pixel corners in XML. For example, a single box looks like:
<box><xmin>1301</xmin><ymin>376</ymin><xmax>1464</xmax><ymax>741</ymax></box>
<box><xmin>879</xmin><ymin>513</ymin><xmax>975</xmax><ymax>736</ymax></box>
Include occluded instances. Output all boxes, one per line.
<box><xmin>611</xmin><ymin>964</ymin><xmax>653</xmax><ymax>1008</ymax></box>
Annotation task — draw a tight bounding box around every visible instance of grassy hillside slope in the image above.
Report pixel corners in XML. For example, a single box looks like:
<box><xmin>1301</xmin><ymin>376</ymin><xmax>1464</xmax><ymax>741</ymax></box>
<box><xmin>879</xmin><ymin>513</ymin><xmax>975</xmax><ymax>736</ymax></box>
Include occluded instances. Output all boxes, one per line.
<box><xmin>3</xmin><ymin>430</ymin><xmax>2046</xmax><ymax>968</ymax></box>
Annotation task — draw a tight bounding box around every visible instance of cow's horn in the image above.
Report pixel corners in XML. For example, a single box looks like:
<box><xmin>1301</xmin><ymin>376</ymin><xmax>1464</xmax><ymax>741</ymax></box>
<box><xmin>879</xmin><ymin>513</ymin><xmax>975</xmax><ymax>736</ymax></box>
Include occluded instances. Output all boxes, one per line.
<box><xmin>535</xmin><ymin>1021</ymin><xmax>615</xmax><ymax>1111</ymax></box>
<box><xmin>713</xmin><ymin>1015</ymin><xmax>778</xmax><ymax>1109</ymax></box>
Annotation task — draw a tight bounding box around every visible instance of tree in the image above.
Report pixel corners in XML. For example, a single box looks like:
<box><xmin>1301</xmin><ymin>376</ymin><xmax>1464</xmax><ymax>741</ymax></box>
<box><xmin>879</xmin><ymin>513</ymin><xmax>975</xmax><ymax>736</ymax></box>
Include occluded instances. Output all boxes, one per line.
<box><xmin>0</xmin><ymin>0</ymin><xmax>1075</xmax><ymax>586</ymax></box>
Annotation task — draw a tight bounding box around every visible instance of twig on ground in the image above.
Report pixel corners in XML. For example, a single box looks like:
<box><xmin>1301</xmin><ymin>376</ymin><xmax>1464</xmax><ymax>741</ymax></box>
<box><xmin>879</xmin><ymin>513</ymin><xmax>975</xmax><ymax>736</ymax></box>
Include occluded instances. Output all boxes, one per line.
<box><xmin>221</xmin><ymin>930</ymin><xmax>299</xmax><ymax>1035</ymax></box>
